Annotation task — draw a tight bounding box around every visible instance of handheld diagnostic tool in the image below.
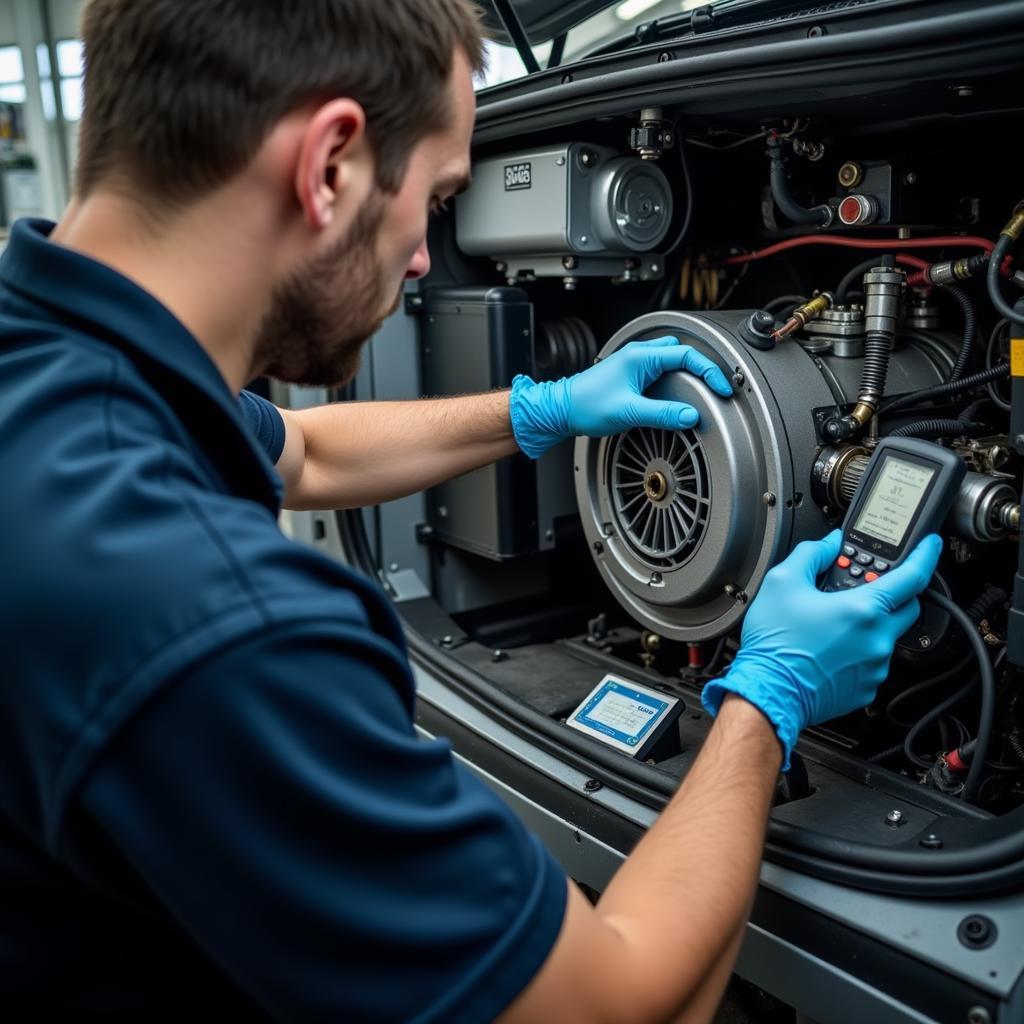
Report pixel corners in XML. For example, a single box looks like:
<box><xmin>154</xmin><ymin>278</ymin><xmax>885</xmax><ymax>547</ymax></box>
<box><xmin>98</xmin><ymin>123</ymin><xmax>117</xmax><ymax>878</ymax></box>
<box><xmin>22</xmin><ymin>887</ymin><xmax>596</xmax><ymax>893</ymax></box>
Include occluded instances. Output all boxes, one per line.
<box><xmin>566</xmin><ymin>674</ymin><xmax>682</xmax><ymax>758</ymax></box>
<box><xmin>823</xmin><ymin>437</ymin><xmax>965</xmax><ymax>592</ymax></box>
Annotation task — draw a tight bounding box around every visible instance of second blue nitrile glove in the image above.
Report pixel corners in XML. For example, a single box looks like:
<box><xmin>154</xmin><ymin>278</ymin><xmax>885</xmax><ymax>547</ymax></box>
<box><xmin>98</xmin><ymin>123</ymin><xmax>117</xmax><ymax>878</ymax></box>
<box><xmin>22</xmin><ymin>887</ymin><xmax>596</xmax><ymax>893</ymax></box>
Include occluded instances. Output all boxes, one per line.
<box><xmin>509</xmin><ymin>337</ymin><xmax>733</xmax><ymax>459</ymax></box>
<box><xmin>702</xmin><ymin>530</ymin><xmax>943</xmax><ymax>770</ymax></box>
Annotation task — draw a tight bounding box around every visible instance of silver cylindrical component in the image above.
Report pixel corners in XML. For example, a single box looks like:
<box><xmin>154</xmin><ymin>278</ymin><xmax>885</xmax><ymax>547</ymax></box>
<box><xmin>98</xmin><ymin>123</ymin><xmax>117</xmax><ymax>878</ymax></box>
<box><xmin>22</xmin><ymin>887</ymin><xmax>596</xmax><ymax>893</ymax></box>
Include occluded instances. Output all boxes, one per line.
<box><xmin>838</xmin><ymin>452</ymin><xmax>870</xmax><ymax>506</ymax></box>
<box><xmin>950</xmin><ymin>472</ymin><xmax>1019</xmax><ymax>542</ymax></box>
<box><xmin>863</xmin><ymin>267</ymin><xmax>905</xmax><ymax>334</ymax></box>
<box><xmin>591</xmin><ymin>157</ymin><xmax>673</xmax><ymax>251</ymax></box>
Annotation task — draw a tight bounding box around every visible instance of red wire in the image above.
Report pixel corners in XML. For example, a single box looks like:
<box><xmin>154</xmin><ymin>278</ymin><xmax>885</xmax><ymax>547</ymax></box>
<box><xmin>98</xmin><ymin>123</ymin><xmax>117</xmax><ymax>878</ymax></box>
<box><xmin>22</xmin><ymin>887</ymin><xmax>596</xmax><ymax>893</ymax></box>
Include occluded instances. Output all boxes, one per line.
<box><xmin>724</xmin><ymin>234</ymin><xmax>995</xmax><ymax>265</ymax></box>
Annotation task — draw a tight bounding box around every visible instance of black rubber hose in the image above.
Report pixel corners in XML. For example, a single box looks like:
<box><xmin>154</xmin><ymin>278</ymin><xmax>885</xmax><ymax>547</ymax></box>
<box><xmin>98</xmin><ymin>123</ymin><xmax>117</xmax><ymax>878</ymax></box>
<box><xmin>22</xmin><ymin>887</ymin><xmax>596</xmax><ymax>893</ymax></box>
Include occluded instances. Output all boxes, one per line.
<box><xmin>903</xmin><ymin>676</ymin><xmax>978</xmax><ymax>769</ymax></box>
<box><xmin>763</xmin><ymin>294</ymin><xmax>807</xmax><ymax>313</ymax></box>
<box><xmin>885</xmin><ymin>653</ymin><xmax>975</xmax><ymax>727</ymax></box>
<box><xmin>987</xmin><ymin>234</ymin><xmax>1024</xmax><ymax>327</ymax></box>
<box><xmin>858</xmin><ymin>330</ymin><xmax>892</xmax><ymax>406</ymax></box>
<box><xmin>923</xmin><ymin>588</ymin><xmax>997</xmax><ymax>803</ymax></box>
<box><xmin>766</xmin><ymin>137</ymin><xmax>832</xmax><ymax>227</ymax></box>
<box><xmin>965</xmin><ymin>586</ymin><xmax>1008</xmax><ymax>626</ymax></box>
<box><xmin>986</xmin><ymin>319</ymin><xmax>1012</xmax><ymax>412</ymax></box>
<box><xmin>887</xmin><ymin>418</ymin><xmax>985</xmax><ymax>440</ymax></box>
<box><xmin>879</xmin><ymin>362</ymin><xmax>1009</xmax><ymax>416</ymax></box>
<box><xmin>1010</xmin><ymin>729</ymin><xmax>1024</xmax><ymax>765</ymax></box>
<box><xmin>866</xmin><ymin>742</ymin><xmax>906</xmax><ymax>764</ymax></box>
<box><xmin>836</xmin><ymin>256</ymin><xmax>887</xmax><ymax>304</ymax></box>
<box><xmin>943</xmin><ymin>284</ymin><xmax>977</xmax><ymax>381</ymax></box>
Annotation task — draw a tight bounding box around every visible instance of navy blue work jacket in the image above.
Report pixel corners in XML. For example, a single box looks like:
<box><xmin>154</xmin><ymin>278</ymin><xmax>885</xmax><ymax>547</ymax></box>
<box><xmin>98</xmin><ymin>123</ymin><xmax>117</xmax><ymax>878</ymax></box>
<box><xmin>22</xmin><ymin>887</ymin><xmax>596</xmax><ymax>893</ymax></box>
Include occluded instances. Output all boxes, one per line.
<box><xmin>0</xmin><ymin>220</ymin><xmax>565</xmax><ymax>1021</ymax></box>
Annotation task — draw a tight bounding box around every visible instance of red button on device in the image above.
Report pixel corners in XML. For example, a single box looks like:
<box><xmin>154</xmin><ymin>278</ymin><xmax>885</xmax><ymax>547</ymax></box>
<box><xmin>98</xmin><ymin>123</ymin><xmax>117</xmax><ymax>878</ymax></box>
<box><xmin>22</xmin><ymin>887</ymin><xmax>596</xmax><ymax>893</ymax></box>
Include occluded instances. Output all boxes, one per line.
<box><xmin>864</xmin><ymin>571</ymin><xmax>880</xmax><ymax>583</ymax></box>
<box><xmin>837</xmin><ymin>556</ymin><xmax>851</xmax><ymax>569</ymax></box>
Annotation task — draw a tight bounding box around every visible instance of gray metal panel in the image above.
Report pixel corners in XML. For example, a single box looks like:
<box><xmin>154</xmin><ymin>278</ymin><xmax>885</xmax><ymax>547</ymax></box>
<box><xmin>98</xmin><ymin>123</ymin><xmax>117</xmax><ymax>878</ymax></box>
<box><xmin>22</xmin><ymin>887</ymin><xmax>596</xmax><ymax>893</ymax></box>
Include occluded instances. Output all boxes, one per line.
<box><xmin>412</xmin><ymin>663</ymin><xmax>1024</xmax><ymax>1006</ymax></box>
<box><xmin>456</xmin><ymin>145</ymin><xmax>573</xmax><ymax>256</ymax></box>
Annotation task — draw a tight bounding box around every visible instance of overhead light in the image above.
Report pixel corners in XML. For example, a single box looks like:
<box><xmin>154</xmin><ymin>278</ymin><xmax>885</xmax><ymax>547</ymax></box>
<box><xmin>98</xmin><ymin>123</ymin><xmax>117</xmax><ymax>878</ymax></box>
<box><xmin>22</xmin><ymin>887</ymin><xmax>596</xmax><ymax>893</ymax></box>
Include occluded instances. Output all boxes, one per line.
<box><xmin>616</xmin><ymin>0</ymin><xmax>662</xmax><ymax>20</ymax></box>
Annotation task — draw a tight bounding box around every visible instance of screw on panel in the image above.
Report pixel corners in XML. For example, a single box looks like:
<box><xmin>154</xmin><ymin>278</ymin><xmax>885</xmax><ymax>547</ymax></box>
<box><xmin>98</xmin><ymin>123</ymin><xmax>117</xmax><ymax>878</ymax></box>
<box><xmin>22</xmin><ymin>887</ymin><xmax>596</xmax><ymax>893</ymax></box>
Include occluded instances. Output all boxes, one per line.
<box><xmin>920</xmin><ymin>833</ymin><xmax>944</xmax><ymax>849</ymax></box>
<box><xmin>967</xmin><ymin>1008</ymin><xmax>992</xmax><ymax>1024</ymax></box>
<box><xmin>807</xmin><ymin>24</ymin><xmax>825</xmax><ymax>37</ymax></box>
<box><xmin>563</xmin><ymin>255</ymin><xmax>578</xmax><ymax>270</ymax></box>
<box><xmin>953</xmin><ymin>84</ymin><xmax>975</xmax><ymax>98</ymax></box>
<box><xmin>593</xmin><ymin>540</ymin><xmax>605</xmax><ymax>554</ymax></box>
<box><xmin>762</xmin><ymin>492</ymin><xmax>777</xmax><ymax>507</ymax></box>
<box><xmin>492</xmin><ymin>649</ymin><xmax>509</xmax><ymax>663</ymax></box>
<box><xmin>885</xmin><ymin>809</ymin><xmax>905</xmax><ymax>827</ymax></box>
<box><xmin>732</xmin><ymin>371</ymin><xmax>745</xmax><ymax>387</ymax></box>
<box><xmin>919</xmin><ymin>635</ymin><xmax>932</xmax><ymax>649</ymax></box>
<box><xmin>657</xmin><ymin>51</ymin><xmax>673</xmax><ymax>63</ymax></box>
<box><xmin>584</xmin><ymin>779</ymin><xmax>603</xmax><ymax>793</ymax></box>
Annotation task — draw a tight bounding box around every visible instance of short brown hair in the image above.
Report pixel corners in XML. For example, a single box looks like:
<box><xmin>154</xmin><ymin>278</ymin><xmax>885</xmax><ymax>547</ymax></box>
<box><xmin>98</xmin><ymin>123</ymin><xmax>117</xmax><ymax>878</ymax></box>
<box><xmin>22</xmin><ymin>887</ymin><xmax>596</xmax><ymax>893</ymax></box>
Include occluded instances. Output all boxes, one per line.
<box><xmin>75</xmin><ymin>0</ymin><xmax>485</xmax><ymax>205</ymax></box>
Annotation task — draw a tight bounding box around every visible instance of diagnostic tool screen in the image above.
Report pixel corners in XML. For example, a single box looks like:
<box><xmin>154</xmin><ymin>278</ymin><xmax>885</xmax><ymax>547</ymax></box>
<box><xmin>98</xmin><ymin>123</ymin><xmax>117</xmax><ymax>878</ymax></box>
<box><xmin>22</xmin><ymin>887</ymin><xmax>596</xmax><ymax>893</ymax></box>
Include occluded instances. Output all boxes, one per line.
<box><xmin>853</xmin><ymin>455</ymin><xmax>935</xmax><ymax>546</ymax></box>
<box><xmin>566</xmin><ymin>675</ymin><xmax>678</xmax><ymax>755</ymax></box>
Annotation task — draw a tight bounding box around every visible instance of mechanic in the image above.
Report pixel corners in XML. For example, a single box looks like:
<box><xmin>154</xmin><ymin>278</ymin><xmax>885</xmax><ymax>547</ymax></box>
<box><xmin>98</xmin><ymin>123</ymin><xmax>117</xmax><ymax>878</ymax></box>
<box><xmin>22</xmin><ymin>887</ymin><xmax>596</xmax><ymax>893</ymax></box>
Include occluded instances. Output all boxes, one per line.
<box><xmin>0</xmin><ymin>1</ymin><xmax>942</xmax><ymax>1021</ymax></box>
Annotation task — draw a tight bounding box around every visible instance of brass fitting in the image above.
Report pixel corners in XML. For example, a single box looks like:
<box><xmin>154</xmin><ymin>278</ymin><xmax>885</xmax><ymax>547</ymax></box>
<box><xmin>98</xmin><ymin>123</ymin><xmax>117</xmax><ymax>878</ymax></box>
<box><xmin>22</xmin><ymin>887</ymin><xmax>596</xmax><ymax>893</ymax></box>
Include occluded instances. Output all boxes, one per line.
<box><xmin>1001</xmin><ymin>207</ymin><xmax>1024</xmax><ymax>242</ymax></box>
<box><xmin>772</xmin><ymin>291</ymin><xmax>835</xmax><ymax>341</ymax></box>
<box><xmin>837</xmin><ymin>161</ymin><xmax>863</xmax><ymax>188</ymax></box>
<box><xmin>848</xmin><ymin>401</ymin><xmax>877</xmax><ymax>429</ymax></box>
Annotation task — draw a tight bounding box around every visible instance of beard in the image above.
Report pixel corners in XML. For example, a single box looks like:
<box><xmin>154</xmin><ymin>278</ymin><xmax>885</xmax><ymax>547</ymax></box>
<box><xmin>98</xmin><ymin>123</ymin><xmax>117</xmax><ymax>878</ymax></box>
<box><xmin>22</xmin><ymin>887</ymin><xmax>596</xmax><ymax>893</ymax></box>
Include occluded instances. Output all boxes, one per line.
<box><xmin>254</xmin><ymin>193</ymin><xmax>402</xmax><ymax>388</ymax></box>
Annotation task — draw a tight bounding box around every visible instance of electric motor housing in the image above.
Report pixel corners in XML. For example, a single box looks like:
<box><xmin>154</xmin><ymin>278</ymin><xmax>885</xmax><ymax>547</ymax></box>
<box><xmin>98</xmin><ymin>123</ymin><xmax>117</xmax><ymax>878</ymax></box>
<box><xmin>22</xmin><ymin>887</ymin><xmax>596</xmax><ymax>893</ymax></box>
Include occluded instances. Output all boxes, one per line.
<box><xmin>574</xmin><ymin>311</ymin><xmax>954</xmax><ymax>641</ymax></box>
<box><xmin>455</xmin><ymin>144</ymin><xmax>674</xmax><ymax>267</ymax></box>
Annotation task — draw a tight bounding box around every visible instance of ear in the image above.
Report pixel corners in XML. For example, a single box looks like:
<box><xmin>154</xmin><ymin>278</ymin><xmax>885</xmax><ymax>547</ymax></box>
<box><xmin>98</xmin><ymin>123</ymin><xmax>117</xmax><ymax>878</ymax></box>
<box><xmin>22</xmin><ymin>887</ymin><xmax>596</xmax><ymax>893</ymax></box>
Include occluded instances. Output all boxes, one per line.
<box><xmin>295</xmin><ymin>98</ymin><xmax>369</xmax><ymax>230</ymax></box>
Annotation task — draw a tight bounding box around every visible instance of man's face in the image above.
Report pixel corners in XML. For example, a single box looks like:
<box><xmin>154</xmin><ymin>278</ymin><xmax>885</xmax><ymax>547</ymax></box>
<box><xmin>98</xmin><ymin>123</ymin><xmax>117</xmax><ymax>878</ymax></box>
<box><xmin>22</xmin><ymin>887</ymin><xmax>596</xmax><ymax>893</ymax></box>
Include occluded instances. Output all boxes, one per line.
<box><xmin>256</xmin><ymin>50</ymin><xmax>476</xmax><ymax>388</ymax></box>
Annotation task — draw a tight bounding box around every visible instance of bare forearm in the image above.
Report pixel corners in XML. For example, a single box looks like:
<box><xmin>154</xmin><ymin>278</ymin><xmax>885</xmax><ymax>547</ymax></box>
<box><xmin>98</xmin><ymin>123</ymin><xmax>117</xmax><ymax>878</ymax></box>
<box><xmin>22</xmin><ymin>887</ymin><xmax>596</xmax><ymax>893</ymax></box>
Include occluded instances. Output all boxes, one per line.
<box><xmin>282</xmin><ymin>391</ymin><xmax>518</xmax><ymax>510</ymax></box>
<box><xmin>598</xmin><ymin>696</ymin><xmax>780</xmax><ymax>1021</ymax></box>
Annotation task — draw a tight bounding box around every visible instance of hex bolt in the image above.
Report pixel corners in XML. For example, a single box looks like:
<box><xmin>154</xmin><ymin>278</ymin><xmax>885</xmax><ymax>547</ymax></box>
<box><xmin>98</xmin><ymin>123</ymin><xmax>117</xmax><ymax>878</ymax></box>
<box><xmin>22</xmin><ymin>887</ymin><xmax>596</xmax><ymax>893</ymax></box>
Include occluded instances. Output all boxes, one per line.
<box><xmin>593</xmin><ymin>540</ymin><xmax>605</xmax><ymax>555</ymax></box>
<box><xmin>724</xmin><ymin>584</ymin><xmax>738</xmax><ymax>598</ymax></box>
<box><xmin>905</xmin><ymin>171</ymin><xmax>918</xmax><ymax>185</ymax></box>
<box><xmin>580</xmin><ymin>149</ymin><xmax>596</xmax><ymax>167</ymax></box>
<box><xmin>491</xmin><ymin>649</ymin><xmax>509</xmax><ymax>664</ymax></box>
<box><xmin>657</xmin><ymin>51</ymin><xmax>673</xmax><ymax>63</ymax></box>
<box><xmin>920</xmin><ymin>833</ymin><xmax>944</xmax><ymax>849</ymax></box>
<box><xmin>732</xmin><ymin>371</ymin><xmax>746</xmax><ymax>387</ymax></box>
<box><xmin>919</xmin><ymin>635</ymin><xmax>932</xmax><ymax>649</ymax></box>
<box><xmin>650</xmin><ymin>572</ymin><xmax>663</xmax><ymax>585</ymax></box>
<box><xmin>885</xmin><ymin>809</ymin><xmax>905</xmax><ymax>827</ymax></box>
<box><xmin>967</xmin><ymin>1008</ymin><xmax>992</xmax><ymax>1024</ymax></box>
<box><xmin>584</xmin><ymin>779</ymin><xmax>603</xmax><ymax>793</ymax></box>
<box><xmin>763</xmin><ymin>492</ymin><xmax>777</xmax><ymax>507</ymax></box>
<box><xmin>562</xmin><ymin>255</ymin><xmax>578</xmax><ymax>270</ymax></box>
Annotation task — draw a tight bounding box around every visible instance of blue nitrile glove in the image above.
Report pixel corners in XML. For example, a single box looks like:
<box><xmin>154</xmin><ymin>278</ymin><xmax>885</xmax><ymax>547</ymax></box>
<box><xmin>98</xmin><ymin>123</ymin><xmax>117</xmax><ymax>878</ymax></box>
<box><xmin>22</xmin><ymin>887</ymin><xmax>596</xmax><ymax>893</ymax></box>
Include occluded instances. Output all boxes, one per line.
<box><xmin>702</xmin><ymin>530</ymin><xmax>943</xmax><ymax>770</ymax></box>
<box><xmin>509</xmin><ymin>337</ymin><xmax>733</xmax><ymax>459</ymax></box>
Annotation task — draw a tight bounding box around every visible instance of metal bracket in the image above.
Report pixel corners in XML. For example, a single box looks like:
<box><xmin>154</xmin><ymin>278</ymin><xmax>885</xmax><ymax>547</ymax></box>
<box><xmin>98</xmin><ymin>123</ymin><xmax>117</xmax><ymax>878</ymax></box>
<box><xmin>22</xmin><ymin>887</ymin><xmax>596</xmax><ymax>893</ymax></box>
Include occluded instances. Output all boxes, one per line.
<box><xmin>488</xmin><ymin>0</ymin><xmax>541</xmax><ymax>75</ymax></box>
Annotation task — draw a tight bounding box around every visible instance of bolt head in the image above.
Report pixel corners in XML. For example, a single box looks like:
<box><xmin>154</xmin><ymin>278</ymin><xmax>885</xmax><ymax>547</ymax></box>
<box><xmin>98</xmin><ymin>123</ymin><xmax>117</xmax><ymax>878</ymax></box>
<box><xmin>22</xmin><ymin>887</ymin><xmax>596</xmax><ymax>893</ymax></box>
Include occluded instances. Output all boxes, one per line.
<box><xmin>967</xmin><ymin>1008</ymin><xmax>992</xmax><ymax>1024</ymax></box>
<box><xmin>919</xmin><ymin>635</ymin><xmax>932</xmax><ymax>649</ymax></box>
<box><xmin>762</xmin><ymin>492</ymin><xmax>777</xmax><ymax>507</ymax></box>
<box><xmin>658</xmin><ymin>51</ymin><xmax>672</xmax><ymax>63</ymax></box>
<box><xmin>920</xmin><ymin>833</ymin><xmax>944</xmax><ymax>849</ymax></box>
<box><xmin>885</xmin><ymin>809</ymin><xmax>904</xmax><ymax>825</ymax></box>
<box><xmin>954</xmin><ymin>84</ymin><xmax>975</xmax><ymax>98</ymax></box>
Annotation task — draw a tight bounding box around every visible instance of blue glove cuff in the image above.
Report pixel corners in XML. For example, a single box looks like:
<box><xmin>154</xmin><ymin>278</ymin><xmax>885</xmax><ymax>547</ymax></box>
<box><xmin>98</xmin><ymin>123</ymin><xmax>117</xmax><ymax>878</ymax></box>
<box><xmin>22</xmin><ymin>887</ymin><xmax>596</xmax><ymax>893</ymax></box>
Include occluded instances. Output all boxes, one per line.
<box><xmin>509</xmin><ymin>374</ymin><xmax>571</xmax><ymax>460</ymax></box>
<box><xmin>702</xmin><ymin>655</ymin><xmax>804</xmax><ymax>771</ymax></box>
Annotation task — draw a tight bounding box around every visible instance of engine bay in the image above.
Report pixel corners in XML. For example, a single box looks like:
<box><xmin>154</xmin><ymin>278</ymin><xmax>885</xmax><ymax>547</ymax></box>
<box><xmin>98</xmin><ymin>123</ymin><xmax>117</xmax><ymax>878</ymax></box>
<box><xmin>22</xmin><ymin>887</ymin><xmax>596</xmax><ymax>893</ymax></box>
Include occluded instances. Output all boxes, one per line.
<box><xmin>311</xmin><ymin>34</ymin><xmax>1024</xmax><ymax>887</ymax></box>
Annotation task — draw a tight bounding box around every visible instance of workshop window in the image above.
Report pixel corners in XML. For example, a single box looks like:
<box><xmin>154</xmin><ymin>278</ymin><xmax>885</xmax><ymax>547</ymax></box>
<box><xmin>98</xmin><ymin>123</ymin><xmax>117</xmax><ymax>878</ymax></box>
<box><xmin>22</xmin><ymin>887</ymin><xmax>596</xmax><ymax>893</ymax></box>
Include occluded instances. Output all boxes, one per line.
<box><xmin>36</xmin><ymin>39</ymin><xmax>83</xmax><ymax>122</ymax></box>
<box><xmin>0</xmin><ymin>45</ymin><xmax>27</xmax><ymax>105</ymax></box>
